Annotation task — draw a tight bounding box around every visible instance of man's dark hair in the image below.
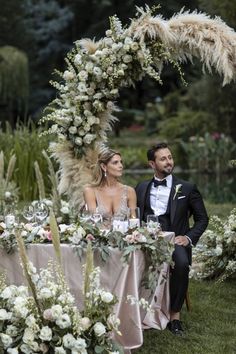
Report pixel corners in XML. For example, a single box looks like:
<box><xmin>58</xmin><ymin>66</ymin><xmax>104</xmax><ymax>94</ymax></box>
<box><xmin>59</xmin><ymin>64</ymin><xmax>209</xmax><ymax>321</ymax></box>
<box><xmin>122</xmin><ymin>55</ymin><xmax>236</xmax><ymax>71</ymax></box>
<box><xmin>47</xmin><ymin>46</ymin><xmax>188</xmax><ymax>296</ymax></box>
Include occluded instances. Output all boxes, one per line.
<box><xmin>147</xmin><ymin>142</ymin><xmax>169</xmax><ymax>161</ymax></box>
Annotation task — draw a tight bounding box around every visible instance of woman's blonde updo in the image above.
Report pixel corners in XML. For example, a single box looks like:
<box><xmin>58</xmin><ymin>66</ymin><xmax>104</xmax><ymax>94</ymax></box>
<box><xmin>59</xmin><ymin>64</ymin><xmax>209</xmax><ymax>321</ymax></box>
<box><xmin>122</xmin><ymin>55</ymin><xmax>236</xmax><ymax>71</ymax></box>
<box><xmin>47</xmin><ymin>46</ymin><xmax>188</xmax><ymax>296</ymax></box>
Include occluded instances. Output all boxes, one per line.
<box><xmin>91</xmin><ymin>148</ymin><xmax>121</xmax><ymax>186</ymax></box>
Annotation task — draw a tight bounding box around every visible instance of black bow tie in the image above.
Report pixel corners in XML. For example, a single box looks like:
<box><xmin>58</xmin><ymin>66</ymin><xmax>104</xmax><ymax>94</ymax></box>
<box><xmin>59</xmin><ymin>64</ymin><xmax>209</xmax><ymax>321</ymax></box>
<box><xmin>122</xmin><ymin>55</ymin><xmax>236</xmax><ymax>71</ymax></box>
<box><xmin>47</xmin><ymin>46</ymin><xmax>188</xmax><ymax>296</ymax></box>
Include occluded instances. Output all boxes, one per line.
<box><xmin>153</xmin><ymin>178</ymin><xmax>167</xmax><ymax>187</ymax></box>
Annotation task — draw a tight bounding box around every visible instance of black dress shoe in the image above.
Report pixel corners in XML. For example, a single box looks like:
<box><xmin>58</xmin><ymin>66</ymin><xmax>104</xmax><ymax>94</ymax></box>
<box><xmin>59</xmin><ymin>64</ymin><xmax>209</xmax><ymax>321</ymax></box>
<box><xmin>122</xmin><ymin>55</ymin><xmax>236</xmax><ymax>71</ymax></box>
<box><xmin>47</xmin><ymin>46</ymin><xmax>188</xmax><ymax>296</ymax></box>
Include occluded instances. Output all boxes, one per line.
<box><xmin>167</xmin><ymin>320</ymin><xmax>184</xmax><ymax>336</ymax></box>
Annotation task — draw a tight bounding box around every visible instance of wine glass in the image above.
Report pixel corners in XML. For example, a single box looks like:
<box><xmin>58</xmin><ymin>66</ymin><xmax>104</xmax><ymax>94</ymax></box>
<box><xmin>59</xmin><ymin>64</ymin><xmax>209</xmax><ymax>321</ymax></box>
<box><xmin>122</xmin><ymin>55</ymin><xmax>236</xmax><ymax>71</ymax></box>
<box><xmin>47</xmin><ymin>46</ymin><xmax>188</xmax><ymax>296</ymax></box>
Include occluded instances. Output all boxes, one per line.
<box><xmin>34</xmin><ymin>202</ymin><xmax>49</xmax><ymax>226</ymax></box>
<box><xmin>22</xmin><ymin>204</ymin><xmax>35</xmax><ymax>223</ymax></box>
<box><xmin>147</xmin><ymin>214</ymin><xmax>160</xmax><ymax>234</ymax></box>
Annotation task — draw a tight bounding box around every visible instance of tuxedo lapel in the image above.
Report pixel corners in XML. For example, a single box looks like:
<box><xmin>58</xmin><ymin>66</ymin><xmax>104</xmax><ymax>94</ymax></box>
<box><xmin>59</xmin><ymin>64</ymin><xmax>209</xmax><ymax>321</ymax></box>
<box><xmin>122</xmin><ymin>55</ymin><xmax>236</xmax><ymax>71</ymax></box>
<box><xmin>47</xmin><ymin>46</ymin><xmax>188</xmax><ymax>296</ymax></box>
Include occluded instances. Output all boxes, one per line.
<box><xmin>170</xmin><ymin>175</ymin><xmax>178</xmax><ymax>224</ymax></box>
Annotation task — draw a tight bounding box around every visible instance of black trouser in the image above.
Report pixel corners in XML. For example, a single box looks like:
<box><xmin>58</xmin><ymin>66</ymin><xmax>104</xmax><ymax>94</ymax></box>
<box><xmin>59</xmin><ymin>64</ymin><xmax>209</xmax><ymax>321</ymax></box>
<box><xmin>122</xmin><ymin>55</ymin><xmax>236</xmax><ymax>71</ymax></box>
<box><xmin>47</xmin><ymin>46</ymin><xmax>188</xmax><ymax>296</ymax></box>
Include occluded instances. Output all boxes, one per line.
<box><xmin>170</xmin><ymin>244</ymin><xmax>190</xmax><ymax>312</ymax></box>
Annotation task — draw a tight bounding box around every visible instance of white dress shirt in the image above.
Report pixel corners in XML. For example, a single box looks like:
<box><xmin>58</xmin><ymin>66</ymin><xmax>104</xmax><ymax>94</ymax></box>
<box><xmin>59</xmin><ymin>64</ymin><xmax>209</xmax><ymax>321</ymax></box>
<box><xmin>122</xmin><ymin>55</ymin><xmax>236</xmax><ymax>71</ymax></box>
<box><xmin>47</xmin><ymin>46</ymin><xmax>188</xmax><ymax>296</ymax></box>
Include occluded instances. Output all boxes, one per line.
<box><xmin>150</xmin><ymin>175</ymin><xmax>172</xmax><ymax>216</ymax></box>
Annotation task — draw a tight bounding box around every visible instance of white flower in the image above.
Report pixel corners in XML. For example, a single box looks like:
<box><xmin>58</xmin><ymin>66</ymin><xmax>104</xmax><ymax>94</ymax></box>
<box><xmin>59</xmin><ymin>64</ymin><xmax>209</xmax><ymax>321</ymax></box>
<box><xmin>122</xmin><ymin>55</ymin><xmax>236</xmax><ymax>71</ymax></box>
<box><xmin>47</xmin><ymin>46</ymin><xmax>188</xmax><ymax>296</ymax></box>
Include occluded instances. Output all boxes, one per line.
<box><xmin>75</xmin><ymin>137</ymin><xmax>83</xmax><ymax>146</ymax></box>
<box><xmin>56</xmin><ymin>313</ymin><xmax>71</xmax><ymax>329</ymax></box>
<box><xmin>43</xmin><ymin>308</ymin><xmax>53</xmax><ymax>321</ymax></box>
<box><xmin>93</xmin><ymin>66</ymin><xmax>102</xmax><ymax>77</ymax></box>
<box><xmin>73</xmin><ymin>338</ymin><xmax>87</xmax><ymax>351</ymax></box>
<box><xmin>5</xmin><ymin>191</ymin><xmax>11</xmax><ymax>199</ymax></box>
<box><xmin>173</xmin><ymin>184</ymin><xmax>182</xmax><ymax>200</ymax></box>
<box><xmin>51</xmin><ymin>304</ymin><xmax>63</xmax><ymax>320</ymax></box>
<box><xmin>69</xmin><ymin>126</ymin><xmax>78</xmax><ymax>135</ymax></box>
<box><xmin>0</xmin><ymin>333</ymin><xmax>13</xmax><ymax>349</ymax></box>
<box><xmin>63</xmin><ymin>333</ymin><xmax>76</xmax><ymax>349</ymax></box>
<box><xmin>39</xmin><ymin>287</ymin><xmax>53</xmax><ymax>299</ymax></box>
<box><xmin>215</xmin><ymin>246</ymin><xmax>223</xmax><ymax>256</ymax></box>
<box><xmin>80</xmin><ymin>317</ymin><xmax>91</xmax><ymax>330</ymax></box>
<box><xmin>123</xmin><ymin>54</ymin><xmax>132</xmax><ymax>63</ymax></box>
<box><xmin>131</xmin><ymin>42</ymin><xmax>139</xmax><ymax>51</ymax></box>
<box><xmin>105</xmin><ymin>29</ymin><xmax>112</xmax><ymax>37</ymax></box>
<box><xmin>101</xmin><ymin>291</ymin><xmax>113</xmax><ymax>303</ymax></box>
<box><xmin>6</xmin><ymin>325</ymin><xmax>18</xmax><ymax>337</ymax></box>
<box><xmin>79</xmin><ymin>129</ymin><xmax>85</xmax><ymax>136</ymax></box>
<box><xmin>87</xmin><ymin>116</ymin><xmax>96</xmax><ymax>126</ymax></box>
<box><xmin>60</xmin><ymin>206</ymin><xmax>70</xmax><ymax>214</ymax></box>
<box><xmin>55</xmin><ymin>347</ymin><xmax>67</xmax><ymax>354</ymax></box>
<box><xmin>74</xmin><ymin>54</ymin><xmax>82</xmax><ymax>65</ymax></box>
<box><xmin>7</xmin><ymin>348</ymin><xmax>19</xmax><ymax>354</ymax></box>
<box><xmin>23</xmin><ymin>328</ymin><xmax>35</xmax><ymax>344</ymax></box>
<box><xmin>1</xmin><ymin>285</ymin><xmax>16</xmax><ymax>299</ymax></box>
<box><xmin>78</xmin><ymin>82</ymin><xmax>87</xmax><ymax>92</ymax></box>
<box><xmin>25</xmin><ymin>314</ymin><xmax>37</xmax><ymax>328</ymax></box>
<box><xmin>39</xmin><ymin>326</ymin><xmax>52</xmax><ymax>341</ymax></box>
<box><xmin>63</xmin><ymin>70</ymin><xmax>75</xmax><ymax>80</ymax></box>
<box><xmin>85</xmin><ymin>62</ymin><xmax>94</xmax><ymax>73</ymax></box>
<box><xmin>0</xmin><ymin>309</ymin><xmax>12</xmax><ymax>320</ymax></box>
<box><xmin>73</xmin><ymin>116</ymin><xmax>82</xmax><ymax>126</ymax></box>
<box><xmin>93</xmin><ymin>322</ymin><xmax>106</xmax><ymax>337</ymax></box>
<box><xmin>69</xmin><ymin>226</ymin><xmax>86</xmax><ymax>244</ymax></box>
<box><xmin>83</xmin><ymin>134</ymin><xmax>95</xmax><ymax>145</ymax></box>
<box><xmin>20</xmin><ymin>344</ymin><xmax>31</xmax><ymax>354</ymax></box>
<box><xmin>78</xmin><ymin>70</ymin><xmax>88</xmax><ymax>81</ymax></box>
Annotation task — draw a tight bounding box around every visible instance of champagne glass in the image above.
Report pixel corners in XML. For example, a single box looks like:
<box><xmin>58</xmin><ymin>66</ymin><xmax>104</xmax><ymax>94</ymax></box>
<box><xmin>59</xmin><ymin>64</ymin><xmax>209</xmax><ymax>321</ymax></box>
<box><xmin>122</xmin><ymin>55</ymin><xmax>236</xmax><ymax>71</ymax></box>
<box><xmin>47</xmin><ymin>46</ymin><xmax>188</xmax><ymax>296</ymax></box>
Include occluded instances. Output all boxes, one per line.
<box><xmin>34</xmin><ymin>201</ymin><xmax>49</xmax><ymax>226</ymax></box>
<box><xmin>22</xmin><ymin>205</ymin><xmax>35</xmax><ymax>223</ymax></box>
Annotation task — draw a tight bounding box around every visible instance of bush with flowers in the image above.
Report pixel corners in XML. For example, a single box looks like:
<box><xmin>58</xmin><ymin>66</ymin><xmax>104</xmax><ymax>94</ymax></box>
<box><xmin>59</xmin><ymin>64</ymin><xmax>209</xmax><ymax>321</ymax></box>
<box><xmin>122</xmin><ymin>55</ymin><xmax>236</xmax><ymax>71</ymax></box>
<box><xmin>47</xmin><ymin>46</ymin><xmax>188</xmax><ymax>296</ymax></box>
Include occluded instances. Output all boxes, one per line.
<box><xmin>191</xmin><ymin>208</ymin><xmax>236</xmax><ymax>282</ymax></box>
<box><xmin>0</xmin><ymin>237</ymin><xmax>123</xmax><ymax>353</ymax></box>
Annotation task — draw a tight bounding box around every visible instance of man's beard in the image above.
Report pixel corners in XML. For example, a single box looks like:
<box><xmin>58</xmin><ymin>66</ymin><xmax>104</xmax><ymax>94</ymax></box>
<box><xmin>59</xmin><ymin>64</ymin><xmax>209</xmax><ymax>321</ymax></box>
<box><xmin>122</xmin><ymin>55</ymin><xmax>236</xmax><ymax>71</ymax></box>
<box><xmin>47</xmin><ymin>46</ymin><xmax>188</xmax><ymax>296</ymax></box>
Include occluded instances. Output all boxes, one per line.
<box><xmin>162</xmin><ymin>165</ymin><xmax>174</xmax><ymax>176</ymax></box>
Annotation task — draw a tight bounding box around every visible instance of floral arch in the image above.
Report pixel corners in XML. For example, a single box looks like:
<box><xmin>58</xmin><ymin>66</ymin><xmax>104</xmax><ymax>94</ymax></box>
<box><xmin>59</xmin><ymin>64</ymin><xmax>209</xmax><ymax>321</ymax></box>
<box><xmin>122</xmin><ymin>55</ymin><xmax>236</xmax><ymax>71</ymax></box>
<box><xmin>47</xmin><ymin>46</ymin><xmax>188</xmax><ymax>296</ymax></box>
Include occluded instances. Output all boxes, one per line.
<box><xmin>41</xmin><ymin>6</ymin><xmax>236</xmax><ymax>206</ymax></box>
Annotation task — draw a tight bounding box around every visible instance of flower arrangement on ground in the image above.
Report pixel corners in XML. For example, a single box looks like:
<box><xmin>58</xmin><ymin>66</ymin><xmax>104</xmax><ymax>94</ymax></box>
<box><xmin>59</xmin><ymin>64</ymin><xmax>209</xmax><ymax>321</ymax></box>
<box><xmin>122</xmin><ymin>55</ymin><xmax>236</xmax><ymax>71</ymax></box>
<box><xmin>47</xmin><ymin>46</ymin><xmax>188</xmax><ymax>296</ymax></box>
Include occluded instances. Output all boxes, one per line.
<box><xmin>191</xmin><ymin>208</ymin><xmax>236</xmax><ymax>281</ymax></box>
<box><xmin>0</xmin><ymin>236</ymin><xmax>122</xmax><ymax>353</ymax></box>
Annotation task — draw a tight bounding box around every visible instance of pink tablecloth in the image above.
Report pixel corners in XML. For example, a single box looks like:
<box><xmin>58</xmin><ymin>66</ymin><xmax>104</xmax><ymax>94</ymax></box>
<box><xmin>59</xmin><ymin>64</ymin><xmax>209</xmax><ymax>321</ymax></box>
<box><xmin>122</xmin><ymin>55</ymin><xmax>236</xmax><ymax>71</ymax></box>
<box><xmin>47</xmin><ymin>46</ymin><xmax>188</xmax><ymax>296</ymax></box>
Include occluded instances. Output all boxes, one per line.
<box><xmin>0</xmin><ymin>233</ymin><xmax>174</xmax><ymax>352</ymax></box>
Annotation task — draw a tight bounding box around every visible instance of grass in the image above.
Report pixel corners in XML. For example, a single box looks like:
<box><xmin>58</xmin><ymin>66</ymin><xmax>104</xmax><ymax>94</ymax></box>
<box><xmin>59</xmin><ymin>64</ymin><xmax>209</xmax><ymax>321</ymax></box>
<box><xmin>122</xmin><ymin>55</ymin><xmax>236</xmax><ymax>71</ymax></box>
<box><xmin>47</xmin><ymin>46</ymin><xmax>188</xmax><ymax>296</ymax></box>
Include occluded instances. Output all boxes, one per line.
<box><xmin>134</xmin><ymin>279</ymin><xmax>236</xmax><ymax>354</ymax></box>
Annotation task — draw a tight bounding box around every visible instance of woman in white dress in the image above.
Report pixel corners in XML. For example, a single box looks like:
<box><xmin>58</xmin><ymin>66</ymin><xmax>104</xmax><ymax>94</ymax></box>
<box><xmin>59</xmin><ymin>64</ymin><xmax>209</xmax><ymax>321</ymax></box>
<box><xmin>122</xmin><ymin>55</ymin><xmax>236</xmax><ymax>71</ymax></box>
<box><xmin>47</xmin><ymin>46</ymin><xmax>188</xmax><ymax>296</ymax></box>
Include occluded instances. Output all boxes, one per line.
<box><xmin>83</xmin><ymin>149</ymin><xmax>137</xmax><ymax>218</ymax></box>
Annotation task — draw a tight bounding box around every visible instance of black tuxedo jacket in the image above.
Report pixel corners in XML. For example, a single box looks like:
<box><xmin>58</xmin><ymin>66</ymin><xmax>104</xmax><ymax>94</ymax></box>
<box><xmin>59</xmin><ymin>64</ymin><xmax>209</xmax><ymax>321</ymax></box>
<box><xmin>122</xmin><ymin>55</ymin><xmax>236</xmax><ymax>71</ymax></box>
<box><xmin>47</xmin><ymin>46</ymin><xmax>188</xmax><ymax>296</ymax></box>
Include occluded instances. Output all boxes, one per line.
<box><xmin>135</xmin><ymin>175</ymin><xmax>209</xmax><ymax>246</ymax></box>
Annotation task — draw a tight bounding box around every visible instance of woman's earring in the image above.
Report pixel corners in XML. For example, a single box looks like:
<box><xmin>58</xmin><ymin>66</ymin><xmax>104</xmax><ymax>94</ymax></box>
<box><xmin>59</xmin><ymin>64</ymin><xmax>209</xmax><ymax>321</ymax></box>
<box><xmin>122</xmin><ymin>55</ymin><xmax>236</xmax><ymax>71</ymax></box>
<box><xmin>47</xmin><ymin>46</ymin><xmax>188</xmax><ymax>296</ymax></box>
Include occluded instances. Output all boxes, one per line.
<box><xmin>104</xmin><ymin>170</ymin><xmax>107</xmax><ymax>178</ymax></box>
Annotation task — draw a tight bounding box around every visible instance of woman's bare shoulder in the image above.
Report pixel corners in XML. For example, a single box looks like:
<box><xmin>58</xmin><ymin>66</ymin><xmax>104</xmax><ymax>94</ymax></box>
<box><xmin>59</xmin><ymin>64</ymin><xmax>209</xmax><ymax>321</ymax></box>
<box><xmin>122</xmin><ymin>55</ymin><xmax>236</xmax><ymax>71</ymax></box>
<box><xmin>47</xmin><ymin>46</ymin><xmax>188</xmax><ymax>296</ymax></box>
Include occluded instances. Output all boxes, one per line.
<box><xmin>83</xmin><ymin>185</ymin><xmax>96</xmax><ymax>194</ymax></box>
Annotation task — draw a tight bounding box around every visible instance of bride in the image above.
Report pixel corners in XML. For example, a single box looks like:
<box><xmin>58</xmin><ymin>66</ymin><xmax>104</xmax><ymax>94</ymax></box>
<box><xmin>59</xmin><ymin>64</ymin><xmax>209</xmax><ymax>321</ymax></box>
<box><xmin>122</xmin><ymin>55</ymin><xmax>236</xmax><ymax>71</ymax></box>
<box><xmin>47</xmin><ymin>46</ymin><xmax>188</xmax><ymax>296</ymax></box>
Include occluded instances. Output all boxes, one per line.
<box><xmin>83</xmin><ymin>148</ymin><xmax>137</xmax><ymax>218</ymax></box>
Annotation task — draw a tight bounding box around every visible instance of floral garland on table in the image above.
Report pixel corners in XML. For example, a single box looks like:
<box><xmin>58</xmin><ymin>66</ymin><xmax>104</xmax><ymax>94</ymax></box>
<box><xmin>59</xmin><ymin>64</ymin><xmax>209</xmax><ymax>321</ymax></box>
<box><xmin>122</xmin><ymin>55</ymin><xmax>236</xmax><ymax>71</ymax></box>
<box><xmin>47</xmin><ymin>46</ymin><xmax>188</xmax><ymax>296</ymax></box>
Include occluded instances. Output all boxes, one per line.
<box><xmin>0</xmin><ymin>220</ymin><xmax>174</xmax><ymax>290</ymax></box>
<box><xmin>0</xmin><ymin>261</ymin><xmax>122</xmax><ymax>354</ymax></box>
<box><xmin>191</xmin><ymin>208</ymin><xmax>236</xmax><ymax>282</ymax></box>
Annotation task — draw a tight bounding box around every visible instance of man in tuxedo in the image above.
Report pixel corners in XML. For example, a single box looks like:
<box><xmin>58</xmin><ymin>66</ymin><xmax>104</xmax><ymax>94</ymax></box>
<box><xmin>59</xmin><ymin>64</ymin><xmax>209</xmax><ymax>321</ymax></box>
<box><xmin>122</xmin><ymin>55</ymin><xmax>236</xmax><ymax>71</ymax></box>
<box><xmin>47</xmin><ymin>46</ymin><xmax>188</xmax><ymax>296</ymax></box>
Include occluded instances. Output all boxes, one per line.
<box><xmin>136</xmin><ymin>142</ymin><xmax>208</xmax><ymax>335</ymax></box>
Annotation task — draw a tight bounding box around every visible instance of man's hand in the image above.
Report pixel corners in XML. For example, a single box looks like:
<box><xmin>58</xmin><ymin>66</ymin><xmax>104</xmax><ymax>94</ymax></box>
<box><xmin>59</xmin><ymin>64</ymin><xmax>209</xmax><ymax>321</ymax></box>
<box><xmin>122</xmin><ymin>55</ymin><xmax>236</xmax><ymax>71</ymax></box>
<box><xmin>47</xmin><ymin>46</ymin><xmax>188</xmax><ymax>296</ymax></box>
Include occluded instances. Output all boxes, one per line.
<box><xmin>175</xmin><ymin>235</ymin><xmax>190</xmax><ymax>246</ymax></box>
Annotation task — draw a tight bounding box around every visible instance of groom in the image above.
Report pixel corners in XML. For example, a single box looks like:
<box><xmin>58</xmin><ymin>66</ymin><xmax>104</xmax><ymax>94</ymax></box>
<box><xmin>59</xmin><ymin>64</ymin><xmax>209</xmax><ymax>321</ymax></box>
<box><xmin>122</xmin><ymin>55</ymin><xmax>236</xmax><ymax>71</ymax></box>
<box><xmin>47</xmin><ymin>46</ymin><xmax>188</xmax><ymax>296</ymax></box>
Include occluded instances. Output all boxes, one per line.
<box><xmin>135</xmin><ymin>142</ymin><xmax>208</xmax><ymax>335</ymax></box>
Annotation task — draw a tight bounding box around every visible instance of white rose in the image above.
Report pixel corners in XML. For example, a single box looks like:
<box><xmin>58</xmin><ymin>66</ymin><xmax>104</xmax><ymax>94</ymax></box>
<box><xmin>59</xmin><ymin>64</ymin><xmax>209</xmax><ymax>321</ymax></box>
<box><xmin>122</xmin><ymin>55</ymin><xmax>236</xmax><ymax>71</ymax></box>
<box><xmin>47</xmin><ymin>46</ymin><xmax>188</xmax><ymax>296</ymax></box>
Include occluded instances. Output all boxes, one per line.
<box><xmin>1</xmin><ymin>286</ymin><xmax>15</xmax><ymax>299</ymax></box>
<box><xmin>63</xmin><ymin>70</ymin><xmax>75</xmax><ymax>80</ymax></box>
<box><xmin>85</xmin><ymin>62</ymin><xmax>94</xmax><ymax>73</ymax></box>
<box><xmin>83</xmin><ymin>134</ymin><xmax>95</xmax><ymax>145</ymax></box>
<box><xmin>75</xmin><ymin>137</ymin><xmax>83</xmax><ymax>146</ymax></box>
<box><xmin>23</xmin><ymin>328</ymin><xmax>35</xmax><ymax>344</ymax></box>
<box><xmin>83</xmin><ymin>123</ymin><xmax>91</xmax><ymax>132</ymax></box>
<box><xmin>93</xmin><ymin>322</ymin><xmax>106</xmax><ymax>337</ymax></box>
<box><xmin>56</xmin><ymin>314</ymin><xmax>71</xmax><ymax>329</ymax></box>
<box><xmin>51</xmin><ymin>304</ymin><xmax>63</xmax><ymax>320</ymax></box>
<box><xmin>93</xmin><ymin>66</ymin><xmax>102</xmax><ymax>77</ymax></box>
<box><xmin>55</xmin><ymin>347</ymin><xmax>67</xmax><ymax>354</ymax></box>
<box><xmin>124</xmin><ymin>37</ymin><xmax>132</xmax><ymax>45</ymax></box>
<box><xmin>131</xmin><ymin>42</ymin><xmax>139</xmax><ymax>51</ymax></box>
<box><xmin>20</xmin><ymin>344</ymin><xmax>31</xmax><ymax>354</ymax></box>
<box><xmin>110</xmin><ymin>89</ymin><xmax>118</xmax><ymax>96</ymax></box>
<box><xmin>0</xmin><ymin>333</ymin><xmax>13</xmax><ymax>349</ymax></box>
<box><xmin>39</xmin><ymin>287</ymin><xmax>53</xmax><ymax>299</ymax></box>
<box><xmin>74</xmin><ymin>54</ymin><xmax>82</xmax><ymax>65</ymax></box>
<box><xmin>79</xmin><ymin>129</ymin><xmax>85</xmax><ymax>136</ymax></box>
<box><xmin>7</xmin><ymin>348</ymin><xmax>19</xmax><ymax>354</ymax></box>
<box><xmin>80</xmin><ymin>317</ymin><xmax>91</xmax><ymax>330</ymax></box>
<box><xmin>215</xmin><ymin>246</ymin><xmax>223</xmax><ymax>256</ymax></box>
<box><xmin>105</xmin><ymin>29</ymin><xmax>112</xmax><ymax>37</ymax></box>
<box><xmin>77</xmin><ymin>82</ymin><xmax>87</xmax><ymax>93</ymax></box>
<box><xmin>43</xmin><ymin>309</ymin><xmax>53</xmax><ymax>321</ymax></box>
<box><xmin>39</xmin><ymin>326</ymin><xmax>52</xmax><ymax>341</ymax></box>
<box><xmin>63</xmin><ymin>333</ymin><xmax>76</xmax><ymax>349</ymax></box>
<box><xmin>73</xmin><ymin>116</ymin><xmax>82</xmax><ymax>126</ymax></box>
<box><xmin>73</xmin><ymin>338</ymin><xmax>87</xmax><ymax>350</ymax></box>
<box><xmin>69</xmin><ymin>126</ymin><xmax>77</xmax><ymax>135</ymax></box>
<box><xmin>87</xmin><ymin>116</ymin><xmax>96</xmax><ymax>125</ymax></box>
<box><xmin>60</xmin><ymin>206</ymin><xmax>70</xmax><ymax>214</ymax></box>
<box><xmin>78</xmin><ymin>70</ymin><xmax>88</xmax><ymax>81</ymax></box>
<box><xmin>123</xmin><ymin>54</ymin><xmax>132</xmax><ymax>63</ymax></box>
<box><xmin>101</xmin><ymin>291</ymin><xmax>113</xmax><ymax>303</ymax></box>
<box><xmin>0</xmin><ymin>309</ymin><xmax>12</xmax><ymax>320</ymax></box>
<box><xmin>6</xmin><ymin>325</ymin><xmax>18</xmax><ymax>337</ymax></box>
<box><xmin>86</xmin><ymin>87</ymin><xmax>95</xmax><ymax>96</ymax></box>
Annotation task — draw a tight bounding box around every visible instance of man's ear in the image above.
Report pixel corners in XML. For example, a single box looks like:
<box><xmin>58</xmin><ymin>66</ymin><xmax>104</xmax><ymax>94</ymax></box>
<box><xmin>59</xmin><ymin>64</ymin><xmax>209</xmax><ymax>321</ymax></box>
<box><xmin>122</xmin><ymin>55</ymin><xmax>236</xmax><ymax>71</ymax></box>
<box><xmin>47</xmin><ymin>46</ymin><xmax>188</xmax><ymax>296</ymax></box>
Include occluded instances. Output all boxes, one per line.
<box><xmin>148</xmin><ymin>160</ymin><xmax>155</xmax><ymax>169</ymax></box>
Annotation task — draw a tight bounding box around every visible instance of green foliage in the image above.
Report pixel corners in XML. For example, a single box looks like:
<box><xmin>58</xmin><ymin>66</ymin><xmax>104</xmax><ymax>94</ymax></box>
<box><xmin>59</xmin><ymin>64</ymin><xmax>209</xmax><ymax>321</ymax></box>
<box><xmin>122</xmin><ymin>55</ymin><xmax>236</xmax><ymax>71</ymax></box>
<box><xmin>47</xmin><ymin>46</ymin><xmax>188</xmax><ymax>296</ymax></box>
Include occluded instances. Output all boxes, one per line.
<box><xmin>135</xmin><ymin>279</ymin><xmax>236</xmax><ymax>354</ymax></box>
<box><xmin>0</xmin><ymin>122</ymin><xmax>52</xmax><ymax>201</ymax></box>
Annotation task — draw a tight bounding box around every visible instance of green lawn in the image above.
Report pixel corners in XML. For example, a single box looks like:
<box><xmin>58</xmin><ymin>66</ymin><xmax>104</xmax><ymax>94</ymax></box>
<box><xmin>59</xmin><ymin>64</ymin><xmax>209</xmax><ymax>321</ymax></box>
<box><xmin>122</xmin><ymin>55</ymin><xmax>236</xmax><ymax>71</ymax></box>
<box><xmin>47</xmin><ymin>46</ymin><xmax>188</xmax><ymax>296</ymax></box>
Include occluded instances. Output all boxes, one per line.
<box><xmin>133</xmin><ymin>279</ymin><xmax>236</xmax><ymax>354</ymax></box>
